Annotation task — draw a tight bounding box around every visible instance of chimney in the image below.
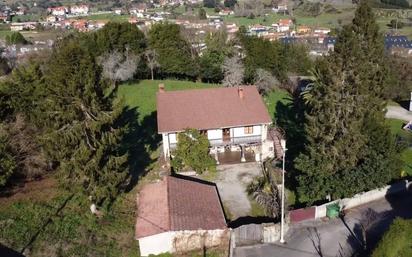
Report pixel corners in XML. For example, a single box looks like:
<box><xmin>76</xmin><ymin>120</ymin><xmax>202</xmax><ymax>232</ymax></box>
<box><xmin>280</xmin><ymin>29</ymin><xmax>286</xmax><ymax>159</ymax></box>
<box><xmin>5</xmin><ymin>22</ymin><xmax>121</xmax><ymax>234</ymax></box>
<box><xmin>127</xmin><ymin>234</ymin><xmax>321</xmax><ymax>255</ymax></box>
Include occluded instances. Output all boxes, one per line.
<box><xmin>238</xmin><ymin>87</ymin><xmax>244</xmax><ymax>100</ymax></box>
<box><xmin>158</xmin><ymin>83</ymin><xmax>165</xmax><ymax>93</ymax></box>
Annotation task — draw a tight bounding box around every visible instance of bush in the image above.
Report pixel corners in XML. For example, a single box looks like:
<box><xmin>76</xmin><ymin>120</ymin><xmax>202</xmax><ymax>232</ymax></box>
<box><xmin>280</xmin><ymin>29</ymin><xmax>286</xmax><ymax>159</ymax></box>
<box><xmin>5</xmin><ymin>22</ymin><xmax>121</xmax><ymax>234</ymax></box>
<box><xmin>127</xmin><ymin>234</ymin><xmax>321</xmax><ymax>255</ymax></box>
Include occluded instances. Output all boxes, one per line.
<box><xmin>171</xmin><ymin>129</ymin><xmax>216</xmax><ymax>174</ymax></box>
<box><xmin>5</xmin><ymin>32</ymin><xmax>27</xmax><ymax>45</ymax></box>
<box><xmin>372</xmin><ymin>218</ymin><xmax>412</xmax><ymax>257</ymax></box>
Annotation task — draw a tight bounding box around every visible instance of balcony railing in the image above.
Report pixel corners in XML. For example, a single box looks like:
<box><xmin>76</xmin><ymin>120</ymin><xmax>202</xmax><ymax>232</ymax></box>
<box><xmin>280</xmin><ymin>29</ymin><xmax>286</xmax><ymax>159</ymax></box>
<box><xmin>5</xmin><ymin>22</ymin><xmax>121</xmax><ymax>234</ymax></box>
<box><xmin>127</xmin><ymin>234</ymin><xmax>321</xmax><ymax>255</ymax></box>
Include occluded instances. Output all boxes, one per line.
<box><xmin>169</xmin><ymin>135</ymin><xmax>262</xmax><ymax>149</ymax></box>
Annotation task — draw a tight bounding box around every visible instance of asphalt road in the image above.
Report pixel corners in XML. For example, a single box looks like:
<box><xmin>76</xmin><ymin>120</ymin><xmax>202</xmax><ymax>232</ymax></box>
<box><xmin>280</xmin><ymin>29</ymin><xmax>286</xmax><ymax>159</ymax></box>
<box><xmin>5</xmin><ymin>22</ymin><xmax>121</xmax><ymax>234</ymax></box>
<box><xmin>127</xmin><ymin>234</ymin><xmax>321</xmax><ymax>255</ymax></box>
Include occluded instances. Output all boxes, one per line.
<box><xmin>234</xmin><ymin>189</ymin><xmax>412</xmax><ymax>257</ymax></box>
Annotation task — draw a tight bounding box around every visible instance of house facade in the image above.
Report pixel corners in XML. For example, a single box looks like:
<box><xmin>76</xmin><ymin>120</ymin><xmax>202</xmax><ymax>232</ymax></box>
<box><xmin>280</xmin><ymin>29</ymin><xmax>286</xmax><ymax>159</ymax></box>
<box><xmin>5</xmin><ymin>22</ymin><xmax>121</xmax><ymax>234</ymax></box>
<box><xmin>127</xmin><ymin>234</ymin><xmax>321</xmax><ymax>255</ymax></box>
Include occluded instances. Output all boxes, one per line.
<box><xmin>157</xmin><ymin>85</ymin><xmax>274</xmax><ymax>163</ymax></box>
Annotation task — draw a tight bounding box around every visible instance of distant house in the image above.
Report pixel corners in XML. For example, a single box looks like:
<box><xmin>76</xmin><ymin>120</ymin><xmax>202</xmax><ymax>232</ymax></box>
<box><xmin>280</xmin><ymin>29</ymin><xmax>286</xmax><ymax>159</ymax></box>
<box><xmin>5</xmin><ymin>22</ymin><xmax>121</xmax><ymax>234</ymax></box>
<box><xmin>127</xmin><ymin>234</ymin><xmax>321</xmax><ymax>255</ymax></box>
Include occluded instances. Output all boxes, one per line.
<box><xmin>135</xmin><ymin>176</ymin><xmax>229</xmax><ymax>256</ymax></box>
<box><xmin>157</xmin><ymin>85</ymin><xmax>274</xmax><ymax>163</ymax></box>
<box><xmin>46</xmin><ymin>15</ymin><xmax>57</xmax><ymax>23</ymax></box>
<box><xmin>70</xmin><ymin>5</ymin><xmax>89</xmax><ymax>15</ymax></box>
<box><xmin>73</xmin><ymin>19</ymin><xmax>88</xmax><ymax>32</ymax></box>
<box><xmin>384</xmin><ymin>35</ymin><xmax>412</xmax><ymax>56</ymax></box>
<box><xmin>219</xmin><ymin>8</ymin><xmax>234</xmax><ymax>16</ymax></box>
<box><xmin>297</xmin><ymin>25</ymin><xmax>311</xmax><ymax>35</ymax></box>
<box><xmin>113</xmin><ymin>8</ymin><xmax>123</xmax><ymax>15</ymax></box>
<box><xmin>47</xmin><ymin>6</ymin><xmax>68</xmax><ymax>16</ymax></box>
<box><xmin>10</xmin><ymin>22</ymin><xmax>37</xmax><ymax>31</ymax></box>
<box><xmin>272</xmin><ymin>1</ymin><xmax>288</xmax><ymax>13</ymax></box>
<box><xmin>313</xmin><ymin>27</ymin><xmax>331</xmax><ymax>35</ymax></box>
<box><xmin>275</xmin><ymin>19</ymin><xmax>293</xmax><ymax>32</ymax></box>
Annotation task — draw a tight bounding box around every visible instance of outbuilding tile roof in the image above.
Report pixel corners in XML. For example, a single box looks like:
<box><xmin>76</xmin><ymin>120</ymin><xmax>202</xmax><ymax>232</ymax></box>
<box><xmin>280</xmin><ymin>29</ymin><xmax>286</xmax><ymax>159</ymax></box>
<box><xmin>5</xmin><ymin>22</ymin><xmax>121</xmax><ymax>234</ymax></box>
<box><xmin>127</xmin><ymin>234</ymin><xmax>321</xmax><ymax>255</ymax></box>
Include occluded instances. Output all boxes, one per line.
<box><xmin>135</xmin><ymin>176</ymin><xmax>226</xmax><ymax>239</ymax></box>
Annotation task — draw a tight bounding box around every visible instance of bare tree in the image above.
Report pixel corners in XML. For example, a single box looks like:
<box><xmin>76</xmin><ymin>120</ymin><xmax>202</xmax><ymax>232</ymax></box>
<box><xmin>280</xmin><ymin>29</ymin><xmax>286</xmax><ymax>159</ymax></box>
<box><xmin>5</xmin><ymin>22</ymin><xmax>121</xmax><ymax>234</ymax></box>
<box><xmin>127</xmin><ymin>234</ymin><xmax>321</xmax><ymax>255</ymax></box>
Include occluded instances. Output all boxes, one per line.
<box><xmin>144</xmin><ymin>49</ymin><xmax>159</xmax><ymax>80</ymax></box>
<box><xmin>222</xmin><ymin>55</ymin><xmax>244</xmax><ymax>87</ymax></box>
<box><xmin>99</xmin><ymin>50</ymin><xmax>139</xmax><ymax>89</ymax></box>
<box><xmin>254</xmin><ymin>68</ymin><xmax>280</xmax><ymax>95</ymax></box>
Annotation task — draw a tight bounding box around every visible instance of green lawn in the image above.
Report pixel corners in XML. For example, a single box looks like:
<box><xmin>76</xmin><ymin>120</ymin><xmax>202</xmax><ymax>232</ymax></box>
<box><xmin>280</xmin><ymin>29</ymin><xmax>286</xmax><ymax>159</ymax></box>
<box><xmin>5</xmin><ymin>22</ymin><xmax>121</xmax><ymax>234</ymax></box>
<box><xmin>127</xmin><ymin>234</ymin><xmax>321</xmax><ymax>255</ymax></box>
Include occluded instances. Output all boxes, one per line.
<box><xmin>264</xmin><ymin>89</ymin><xmax>293</xmax><ymax>121</ymax></box>
<box><xmin>387</xmin><ymin>118</ymin><xmax>412</xmax><ymax>176</ymax></box>
<box><xmin>0</xmin><ymin>30</ymin><xmax>13</xmax><ymax>39</ymax></box>
<box><xmin>86</xmin><ymin>13</ymin><xmax>130</xmax><ymax>22</ymax></box>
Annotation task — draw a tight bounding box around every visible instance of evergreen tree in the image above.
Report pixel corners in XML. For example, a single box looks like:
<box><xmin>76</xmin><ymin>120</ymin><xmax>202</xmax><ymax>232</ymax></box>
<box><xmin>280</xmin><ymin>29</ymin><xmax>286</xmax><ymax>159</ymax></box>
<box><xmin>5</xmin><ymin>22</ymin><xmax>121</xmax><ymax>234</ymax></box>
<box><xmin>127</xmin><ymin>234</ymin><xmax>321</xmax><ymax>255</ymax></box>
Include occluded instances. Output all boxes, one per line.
<box><xmin>0</xmin><ymin>131</ymin><xmax>16</xmax><ymax>187</ymax></box>
<box><xmin>93</xmin><ymin>22</ymin><xmax>147</xmax><ymax>56</ymax></box>
<box><xmin>295</xmin><ymin>1</ymin><xmax>400</xmax><ymax>204</ymax></box>
<box><xmin>148</xmin><ymin>23</ymin><xmax>196</xmax><ymax>79</ymax></box>
<box><xmin>171</xmin><ymin>129</ymin><xmax>216</xmax><ymax>174</ymax></box>
<box><xmin>5</xmin><ymin>32</ymin><xmax>27</xmax><ymax>45</ymax></box>
<box><xmin>8</xmin><ymin>41</ymin><xmax>130</xmax><ymax>209</ymax></box>
<box><xmin>199</xmin><ymin>30</ymin><xmax>230</xmax><ymax>83</ymax></box>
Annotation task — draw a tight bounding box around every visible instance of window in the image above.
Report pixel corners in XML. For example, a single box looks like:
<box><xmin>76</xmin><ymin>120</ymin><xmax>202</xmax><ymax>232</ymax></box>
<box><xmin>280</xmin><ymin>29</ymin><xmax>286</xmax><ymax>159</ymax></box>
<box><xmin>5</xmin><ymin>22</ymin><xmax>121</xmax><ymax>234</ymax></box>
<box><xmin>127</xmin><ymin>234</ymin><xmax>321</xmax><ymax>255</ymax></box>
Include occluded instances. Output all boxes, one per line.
<box><xmin>244</xmin><ymin>126</ymin><xmax>253</xmax><ymax>134</ymax></box>
<box><xmin>200</xmin><ymin>130</ymin><xmax>207</xmax><ymax>136</ymax></box>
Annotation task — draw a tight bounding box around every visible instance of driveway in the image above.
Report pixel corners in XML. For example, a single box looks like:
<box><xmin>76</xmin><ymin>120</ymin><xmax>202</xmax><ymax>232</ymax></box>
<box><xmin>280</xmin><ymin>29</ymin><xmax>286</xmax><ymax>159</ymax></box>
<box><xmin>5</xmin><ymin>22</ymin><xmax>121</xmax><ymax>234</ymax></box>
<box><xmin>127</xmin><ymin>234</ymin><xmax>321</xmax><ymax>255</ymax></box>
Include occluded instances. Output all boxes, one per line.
<box><xmin>214</xmin><ymin>163</ymin><xmax>262</xmax><ymax>219</ymax></box>
<box><xmin>385</xmin><ymin>106</ymin><xmax>412</xmax><ymax>121</ymax></box>
<box><xmin>234</xmin><ymin>189</ymin><xmax>412</xmax><ymax>257</ymax></box>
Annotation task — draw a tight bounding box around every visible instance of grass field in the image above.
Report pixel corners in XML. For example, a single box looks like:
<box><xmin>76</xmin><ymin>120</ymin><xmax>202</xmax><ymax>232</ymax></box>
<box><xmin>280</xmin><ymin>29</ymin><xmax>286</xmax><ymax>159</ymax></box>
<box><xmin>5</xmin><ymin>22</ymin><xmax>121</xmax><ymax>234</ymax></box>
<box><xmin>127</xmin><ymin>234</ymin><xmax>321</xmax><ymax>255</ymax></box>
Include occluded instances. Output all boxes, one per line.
<box><xmin>86</xmin><ymin>13</ymin><xmax>130</xmax><ymax>22</ymax></box>
<box><xmin>387</xmin><ymin>118</ymin><xmax>412</xmax><ymax>176</ymax></box>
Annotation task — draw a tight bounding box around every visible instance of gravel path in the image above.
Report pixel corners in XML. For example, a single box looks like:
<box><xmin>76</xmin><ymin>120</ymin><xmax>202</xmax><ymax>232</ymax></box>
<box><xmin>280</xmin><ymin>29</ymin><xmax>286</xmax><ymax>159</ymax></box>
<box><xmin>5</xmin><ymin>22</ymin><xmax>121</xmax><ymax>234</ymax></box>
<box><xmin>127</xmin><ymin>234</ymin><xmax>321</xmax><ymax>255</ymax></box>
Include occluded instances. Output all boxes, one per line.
<box><xmin>385</xmin><ymin>106</ymin><xmax>412</xmax><ymax>121</ymax></box>
<box><xmin>214</xmin><ymin>163</ymin><xmax>262</xmax><ymax>219</ymax></box>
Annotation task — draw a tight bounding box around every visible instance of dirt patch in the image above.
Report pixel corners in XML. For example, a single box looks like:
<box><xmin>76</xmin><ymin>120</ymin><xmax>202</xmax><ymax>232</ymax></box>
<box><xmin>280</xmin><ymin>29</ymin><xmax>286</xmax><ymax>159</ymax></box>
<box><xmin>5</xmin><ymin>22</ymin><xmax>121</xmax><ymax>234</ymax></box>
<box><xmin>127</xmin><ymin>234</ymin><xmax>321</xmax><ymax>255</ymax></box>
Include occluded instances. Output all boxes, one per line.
<box><xmin>0</xmin><ymin>177</ymin><xmax>58</xmax><ymax>207</ymax></box>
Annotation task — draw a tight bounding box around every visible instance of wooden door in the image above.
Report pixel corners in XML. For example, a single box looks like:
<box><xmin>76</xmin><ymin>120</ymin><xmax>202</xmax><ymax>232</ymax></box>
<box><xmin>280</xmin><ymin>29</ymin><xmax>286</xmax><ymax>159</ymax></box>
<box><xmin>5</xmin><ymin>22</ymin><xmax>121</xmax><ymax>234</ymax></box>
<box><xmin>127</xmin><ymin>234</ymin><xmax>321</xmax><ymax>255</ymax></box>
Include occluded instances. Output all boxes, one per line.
<box><xmin>222</xmin><ymin>128</ymin><xmax>230</xmax><ymax>142</ymax></box>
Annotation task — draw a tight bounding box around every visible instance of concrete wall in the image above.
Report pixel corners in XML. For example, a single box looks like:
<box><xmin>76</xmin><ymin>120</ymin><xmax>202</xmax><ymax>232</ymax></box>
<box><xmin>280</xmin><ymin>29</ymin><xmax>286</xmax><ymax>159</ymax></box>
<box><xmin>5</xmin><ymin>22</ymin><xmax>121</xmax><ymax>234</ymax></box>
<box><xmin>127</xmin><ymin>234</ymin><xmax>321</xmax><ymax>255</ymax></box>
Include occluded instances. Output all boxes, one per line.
<box><xmin>315</xmin><ymin>180</ymin><xmax>409</xmax><ymax>219</ymax></box>
<box><xmin>173</xmin><ymin>229</ymin><xmax>229</xmax><ymax>253</ymax></box>
<box><xmin>139</xmin><ymin>231</ymin><xmax>175</xmax><ymax>256</ymax></box>
<box><xmin>169</xmin><ymin>133</ymin><xmax>177</xmax><ymax>144</ymax></box>
<box><xmin>232</xmin><ymin>125</ymin><xmax>262</xmax><ymax>137</ymax></box>
<box><xmin>208</xmin><ymin>129</ymin><xmax>222</xmax><ymax>140</ymax></box>
<box><xmin>138</xmin><ymin>229</ymin><xmax>229</xmax><ymax>256</ymax></box>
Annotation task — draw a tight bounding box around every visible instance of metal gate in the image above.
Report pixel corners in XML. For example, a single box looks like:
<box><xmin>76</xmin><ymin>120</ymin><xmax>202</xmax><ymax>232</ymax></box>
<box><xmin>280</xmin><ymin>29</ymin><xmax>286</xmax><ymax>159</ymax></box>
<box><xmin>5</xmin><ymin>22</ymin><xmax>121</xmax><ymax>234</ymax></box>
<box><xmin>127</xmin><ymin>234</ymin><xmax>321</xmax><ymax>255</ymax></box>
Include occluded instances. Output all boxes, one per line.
<box><xmin>233</xmin><ymin>224</ymin><xmax>263</xmax><ymax>246</ymax></box>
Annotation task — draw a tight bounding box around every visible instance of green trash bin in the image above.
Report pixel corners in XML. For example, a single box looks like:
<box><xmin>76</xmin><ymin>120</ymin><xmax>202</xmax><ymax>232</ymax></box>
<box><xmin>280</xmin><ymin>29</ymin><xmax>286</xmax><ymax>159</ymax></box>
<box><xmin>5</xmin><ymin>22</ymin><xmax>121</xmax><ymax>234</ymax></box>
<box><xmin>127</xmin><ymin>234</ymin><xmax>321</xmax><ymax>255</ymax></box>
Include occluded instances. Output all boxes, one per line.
<box><xmin>326</xmin><ymin>203</ymin><xmax>340</xmax><ymax>219</ymax></box>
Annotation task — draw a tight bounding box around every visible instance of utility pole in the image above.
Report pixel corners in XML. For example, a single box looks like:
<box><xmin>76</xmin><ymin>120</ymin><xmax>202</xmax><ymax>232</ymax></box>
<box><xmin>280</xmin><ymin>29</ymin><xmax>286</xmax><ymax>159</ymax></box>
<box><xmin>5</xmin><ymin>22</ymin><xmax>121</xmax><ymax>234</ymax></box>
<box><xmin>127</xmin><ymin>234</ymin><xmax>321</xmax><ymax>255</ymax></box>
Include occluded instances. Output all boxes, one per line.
<box><xmin>280</xmin><ymin>139</ymin><xmax>287</xmax><ymax>244</ymax></box>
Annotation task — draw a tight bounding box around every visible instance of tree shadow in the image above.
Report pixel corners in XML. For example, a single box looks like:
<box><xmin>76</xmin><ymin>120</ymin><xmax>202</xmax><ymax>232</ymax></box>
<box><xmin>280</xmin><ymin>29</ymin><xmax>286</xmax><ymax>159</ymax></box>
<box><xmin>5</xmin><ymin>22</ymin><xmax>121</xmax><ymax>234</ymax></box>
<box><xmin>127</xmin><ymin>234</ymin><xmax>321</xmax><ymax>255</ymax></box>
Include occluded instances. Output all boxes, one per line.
<box><xmin>397</xmin><ymin>100</ymin><xmax>410</xmax><ymax>111</ymax></box>
<box><xmin>307</xmin><ymin>227</ymin><xmax>324</xmax><ymax>257</ymax></box>
<box><xmin>342</xmin><ymin>182</ymin><xmax>412</xmax><ymax>256</ymax></box>
<box><xmin>119</xmin><ymin>107</ymin><xmax>161</xmax><ymax>192</ymax></box>
<box><xmin>0</xmin><ymin>244</ymin><xmax>25</xmax><ymax>257</ymax></box>
<box><xmin>228</xmin><ymin>216</ymin><xmax>276</xmax><ymax>229</ymax></box>
<box><xmin>274</xmin><ymin>93</ymin><xmax>306</xmax><ymax>204</ymax></box>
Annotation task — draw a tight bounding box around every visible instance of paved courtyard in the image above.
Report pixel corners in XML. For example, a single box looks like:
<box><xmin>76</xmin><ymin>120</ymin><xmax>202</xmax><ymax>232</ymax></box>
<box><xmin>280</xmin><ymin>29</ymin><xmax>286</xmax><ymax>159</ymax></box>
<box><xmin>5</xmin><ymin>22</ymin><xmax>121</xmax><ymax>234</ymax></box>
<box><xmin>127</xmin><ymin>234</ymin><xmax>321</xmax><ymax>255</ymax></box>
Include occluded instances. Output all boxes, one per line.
<box><xmin>214</xmin><ymin>162</ymin><xmax>263</xmax><ymax>219</ymax></box>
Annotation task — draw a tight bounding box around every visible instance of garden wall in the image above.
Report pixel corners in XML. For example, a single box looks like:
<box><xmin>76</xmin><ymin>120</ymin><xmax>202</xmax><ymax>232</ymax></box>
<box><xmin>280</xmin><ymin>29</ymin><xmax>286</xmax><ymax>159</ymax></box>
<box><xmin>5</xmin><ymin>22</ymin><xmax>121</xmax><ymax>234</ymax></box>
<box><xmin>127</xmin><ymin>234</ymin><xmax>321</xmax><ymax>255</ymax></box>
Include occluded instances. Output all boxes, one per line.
<box><xmin>290</xmin><ymin>180</ymin><xmax>410</xmax><ymax>223</ymax></box>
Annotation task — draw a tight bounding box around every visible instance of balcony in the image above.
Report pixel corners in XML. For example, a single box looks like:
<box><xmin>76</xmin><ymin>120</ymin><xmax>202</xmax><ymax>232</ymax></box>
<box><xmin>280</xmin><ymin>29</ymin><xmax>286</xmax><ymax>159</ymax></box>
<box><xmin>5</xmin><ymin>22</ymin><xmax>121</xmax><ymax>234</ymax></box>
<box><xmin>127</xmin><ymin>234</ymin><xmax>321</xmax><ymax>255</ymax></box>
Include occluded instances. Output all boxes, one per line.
<box><xmin>169</xmin><ymin>135</ymin><xmax>262</xmax><ymax>149</ymax></box>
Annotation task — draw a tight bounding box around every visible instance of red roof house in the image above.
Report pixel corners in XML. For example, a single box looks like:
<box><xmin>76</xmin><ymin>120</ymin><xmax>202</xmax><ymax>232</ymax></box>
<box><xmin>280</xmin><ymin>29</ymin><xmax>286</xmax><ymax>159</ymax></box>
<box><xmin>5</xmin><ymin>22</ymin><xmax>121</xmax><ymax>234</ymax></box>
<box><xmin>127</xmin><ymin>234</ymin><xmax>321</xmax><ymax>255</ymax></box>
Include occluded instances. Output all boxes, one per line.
<box><xmin>156</xmin><ymin>85</ymin><xmax>274</xmax><ymax>162</ymax></box>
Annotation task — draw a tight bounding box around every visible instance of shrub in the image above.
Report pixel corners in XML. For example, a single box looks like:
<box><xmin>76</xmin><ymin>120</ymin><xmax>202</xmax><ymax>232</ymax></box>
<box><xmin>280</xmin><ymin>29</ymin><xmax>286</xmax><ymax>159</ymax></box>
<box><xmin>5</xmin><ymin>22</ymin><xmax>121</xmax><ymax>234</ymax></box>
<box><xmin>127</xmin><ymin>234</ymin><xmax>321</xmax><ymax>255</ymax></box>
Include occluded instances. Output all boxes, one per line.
<box><xmin>171</xmin><ymin>129</ymin><xmax>216</xmax><ymax>174</ymax></box>
<box><xmin>372</xmin><ymin>218</ymin><xmax>412</xmax><ymax>257</ymax></box>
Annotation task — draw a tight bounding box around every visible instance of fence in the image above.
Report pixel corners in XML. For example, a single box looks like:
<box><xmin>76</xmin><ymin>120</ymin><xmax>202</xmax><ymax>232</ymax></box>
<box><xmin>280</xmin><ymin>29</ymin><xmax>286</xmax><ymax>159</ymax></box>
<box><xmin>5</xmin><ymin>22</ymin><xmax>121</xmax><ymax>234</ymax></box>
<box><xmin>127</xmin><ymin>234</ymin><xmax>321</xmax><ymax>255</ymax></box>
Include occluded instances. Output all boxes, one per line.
<box><xmin>289</xmin><ymin>180</ymin><xmax>411</xmax><ymax>223</ymax></box>
<box><xmin>230</xmin><ymin>223</ymin><xmax>285</xmax><ymax>247</ymax></box>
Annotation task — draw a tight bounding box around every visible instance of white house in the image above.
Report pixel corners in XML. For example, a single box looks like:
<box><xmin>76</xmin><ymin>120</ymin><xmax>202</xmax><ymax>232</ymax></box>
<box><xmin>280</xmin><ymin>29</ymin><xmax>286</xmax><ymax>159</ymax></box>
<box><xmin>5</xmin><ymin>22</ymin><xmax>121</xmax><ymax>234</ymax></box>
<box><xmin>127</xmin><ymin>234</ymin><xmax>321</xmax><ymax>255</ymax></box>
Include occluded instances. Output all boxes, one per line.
<box><xmin>70</xmin><ymin>5</ymin><xmax>89</xmax><ymax>15</ymax></box>
<box><xmin>47</xmin><ymin>6</ymin><xmax>67</xmax><ymax>16</ymax></box>
<box><xmin>136</xmin><ymin>176</ymin><xmax>229</xmax><ymax>256</ymax></box>
<box><xmin>157</xmin><ymin>85</ymin><xmax>275</xmax><ymax>163</ymax></box>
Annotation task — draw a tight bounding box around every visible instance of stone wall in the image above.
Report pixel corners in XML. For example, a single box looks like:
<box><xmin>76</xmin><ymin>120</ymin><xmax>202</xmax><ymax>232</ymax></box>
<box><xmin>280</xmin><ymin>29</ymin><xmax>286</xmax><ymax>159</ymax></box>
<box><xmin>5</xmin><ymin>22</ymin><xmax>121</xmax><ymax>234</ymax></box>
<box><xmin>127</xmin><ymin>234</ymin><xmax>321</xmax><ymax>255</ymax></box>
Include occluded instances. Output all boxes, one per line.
<box><xmin>172</xmin><ymin>229</ymin><xmax>230</xmax><ymax>254</ymax></box>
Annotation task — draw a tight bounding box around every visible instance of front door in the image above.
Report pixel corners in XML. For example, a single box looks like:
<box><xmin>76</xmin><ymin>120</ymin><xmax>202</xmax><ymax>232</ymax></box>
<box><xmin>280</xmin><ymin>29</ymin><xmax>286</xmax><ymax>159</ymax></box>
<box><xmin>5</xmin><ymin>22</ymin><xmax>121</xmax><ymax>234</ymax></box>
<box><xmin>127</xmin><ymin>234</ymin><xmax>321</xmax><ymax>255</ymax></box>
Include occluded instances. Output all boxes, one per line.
<box><xmin>222</xmin><ymin>128</ymin><xmax>230</xmax><ymax>142</ymax></box>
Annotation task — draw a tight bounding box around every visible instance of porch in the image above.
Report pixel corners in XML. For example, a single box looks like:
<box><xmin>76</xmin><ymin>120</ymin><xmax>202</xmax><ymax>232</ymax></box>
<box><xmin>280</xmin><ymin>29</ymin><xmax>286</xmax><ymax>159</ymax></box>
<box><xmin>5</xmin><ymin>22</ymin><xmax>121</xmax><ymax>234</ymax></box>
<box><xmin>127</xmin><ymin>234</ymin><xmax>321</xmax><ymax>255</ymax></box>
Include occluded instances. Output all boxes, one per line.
<box><xmin>215</xmin><ymin>149</ymin><xmax>256</xmax><ymax>165</ymax></box>
<box><xmin>169</xmin><ymin>135</ymin><xmax>262</xmax><ymax>150</ymax></box>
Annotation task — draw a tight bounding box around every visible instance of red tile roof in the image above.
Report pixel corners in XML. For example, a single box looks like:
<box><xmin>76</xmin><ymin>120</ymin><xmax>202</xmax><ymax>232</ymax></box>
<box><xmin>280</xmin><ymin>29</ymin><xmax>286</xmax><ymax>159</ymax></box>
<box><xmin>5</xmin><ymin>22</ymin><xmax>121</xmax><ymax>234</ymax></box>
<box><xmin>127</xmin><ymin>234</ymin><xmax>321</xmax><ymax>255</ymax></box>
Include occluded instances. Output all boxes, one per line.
<box><xmin>135</xmin><ymin>176</ymin><xmax>226</xmax><ymax>239</ymax></box>
<box><xmin>157</xmin><ymin>86</ymin><xmax>272</xmax><ymax>133</ymax></box>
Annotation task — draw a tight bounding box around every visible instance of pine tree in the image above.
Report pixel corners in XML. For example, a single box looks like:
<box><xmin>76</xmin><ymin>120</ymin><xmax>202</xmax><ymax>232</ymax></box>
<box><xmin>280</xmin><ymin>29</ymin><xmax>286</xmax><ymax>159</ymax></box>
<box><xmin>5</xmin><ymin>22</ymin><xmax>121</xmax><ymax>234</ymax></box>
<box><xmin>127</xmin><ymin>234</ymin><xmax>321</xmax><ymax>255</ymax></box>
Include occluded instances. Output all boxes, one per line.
<box><xmin>295</xmin><ymin>1</ymin><xmax>401</xmax><ymax>204</ymax></box>
<box><xmin>8</xmin><ymin>41</ymin><xmax>130</xmax><ymax>209</ymax></box>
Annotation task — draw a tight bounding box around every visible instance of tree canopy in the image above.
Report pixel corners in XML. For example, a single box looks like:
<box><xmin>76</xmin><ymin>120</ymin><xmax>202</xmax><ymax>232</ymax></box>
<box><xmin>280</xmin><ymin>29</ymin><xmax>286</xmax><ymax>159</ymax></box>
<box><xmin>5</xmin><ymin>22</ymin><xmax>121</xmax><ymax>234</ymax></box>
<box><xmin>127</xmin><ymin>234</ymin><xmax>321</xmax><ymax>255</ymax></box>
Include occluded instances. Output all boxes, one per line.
<box><xmin>149</xmin><ymin>23</ymin><xmax>197</xmax><ymax>79</ymax></box>
<box><xmin>295</xmin><ymin>1</ymin><xmax>401</xmax><ymax>204</ymax></box>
